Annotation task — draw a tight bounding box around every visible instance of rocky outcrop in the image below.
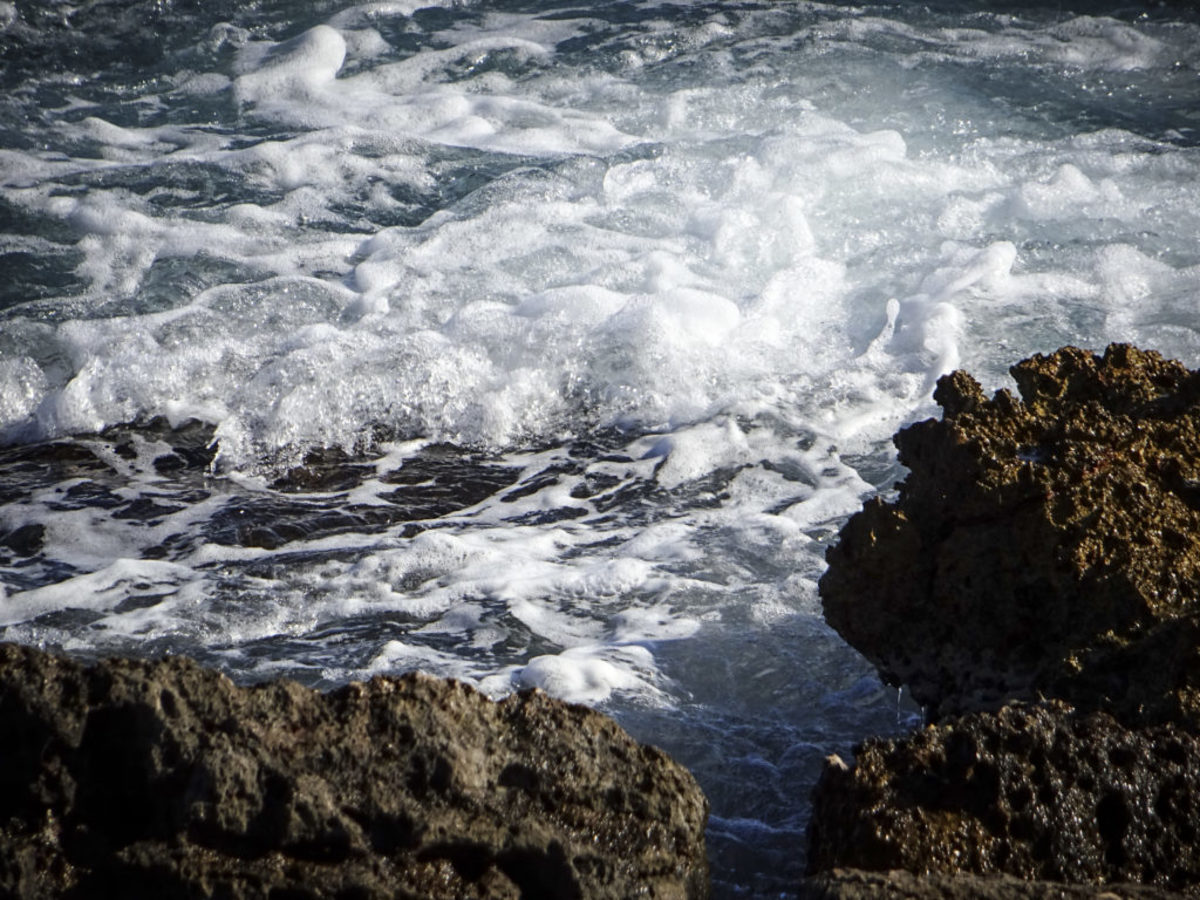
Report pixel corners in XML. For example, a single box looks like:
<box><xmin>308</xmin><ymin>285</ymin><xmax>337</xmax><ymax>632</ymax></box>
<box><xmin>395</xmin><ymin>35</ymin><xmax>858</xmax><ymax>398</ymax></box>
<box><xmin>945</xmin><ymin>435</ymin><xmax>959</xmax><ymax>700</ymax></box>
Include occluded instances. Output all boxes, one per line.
<box><xmin>807</xmin><ymin>702</ymin><xmax>1200</xmax><ymax>891</ymax></box>
<box><xmin>808</xmin><ymin>344</ymin><xmax>1200</xmax><ymax>895</ymax></box>
<box><xmin>798</xmin><ymin>867</ymin><xmax>1182</xmax><ymax>899</ymax></box>
<box><xmin>820</xmin><ymin>343</ymin><xmax>1200</xmax><ymax>726</ymax></box>
<box><xmin>0</xmin><ymin>641</ymin><xmax>709</xmax><ymax>899</ymax></box>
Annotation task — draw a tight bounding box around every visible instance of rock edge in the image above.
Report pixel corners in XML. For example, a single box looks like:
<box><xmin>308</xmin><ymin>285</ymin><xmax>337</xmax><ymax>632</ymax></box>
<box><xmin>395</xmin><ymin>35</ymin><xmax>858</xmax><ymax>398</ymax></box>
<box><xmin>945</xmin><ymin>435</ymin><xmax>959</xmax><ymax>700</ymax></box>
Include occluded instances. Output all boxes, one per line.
<box><xmin>808</xmin><ymin>344</ymin><xmax>1200</xmax><ymax>896</ymax></box>
<box><xmin>0</xmin><ymin>641</ymin><xmax>710</xmax><ymax>899</ymax></box>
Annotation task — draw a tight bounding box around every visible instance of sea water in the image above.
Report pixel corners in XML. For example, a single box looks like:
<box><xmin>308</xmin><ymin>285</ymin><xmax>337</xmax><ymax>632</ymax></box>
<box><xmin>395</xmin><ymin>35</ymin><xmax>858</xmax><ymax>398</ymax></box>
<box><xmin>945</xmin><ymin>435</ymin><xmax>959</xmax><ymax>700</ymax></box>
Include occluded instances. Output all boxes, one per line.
<box><xmin>1</xmin><ymin>0</ymin><xmax>1199</xmax><ymax>893</ymax></box>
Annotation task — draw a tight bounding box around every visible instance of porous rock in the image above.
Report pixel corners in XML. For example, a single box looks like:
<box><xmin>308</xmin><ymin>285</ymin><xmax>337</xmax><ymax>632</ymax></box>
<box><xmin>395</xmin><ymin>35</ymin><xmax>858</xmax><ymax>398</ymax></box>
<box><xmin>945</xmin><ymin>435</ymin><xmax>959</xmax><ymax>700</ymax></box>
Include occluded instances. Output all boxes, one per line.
<box><xmin>806</xmin><ymin>703</ymin><xmax>1200</xmax><ymax>892</ymax></box>
<box><xmin>0</xmin><ymin>641</ymin><xmax>709</xmax><ymax>899</ymax></box>
<box><xmin>820</xmin><ymin>343</ymin><xmax>1200</xmax><ymax>726</ymax></box>
<box><xmin>798</xmin><ymin>867</ymin><xmax>1181</xmax><ymax>899</ymax></box>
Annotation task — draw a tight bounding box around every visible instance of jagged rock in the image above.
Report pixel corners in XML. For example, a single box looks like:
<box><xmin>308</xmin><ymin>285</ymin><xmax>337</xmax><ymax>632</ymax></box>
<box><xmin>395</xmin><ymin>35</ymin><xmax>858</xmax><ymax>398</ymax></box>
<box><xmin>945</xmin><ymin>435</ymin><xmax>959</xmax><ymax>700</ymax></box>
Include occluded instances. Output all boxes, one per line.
<box><xmin>797</xmin><ymin>867</ymin><xmax>1182</xmax><ymax>899</ymax></box>
<box><xmin>820</xmin><ymin>343</ymin><xmax>1200</xmax><ymax>726</ymax></box>
<box><xmin>0</xmin><ymin>642</ymin><xmax>709</xmax><ymax>899</ymax></box>
<box><xmin>806</xmin><ymin>703</ymin><xmax>1200</xmax><ymax>892</ymax></box>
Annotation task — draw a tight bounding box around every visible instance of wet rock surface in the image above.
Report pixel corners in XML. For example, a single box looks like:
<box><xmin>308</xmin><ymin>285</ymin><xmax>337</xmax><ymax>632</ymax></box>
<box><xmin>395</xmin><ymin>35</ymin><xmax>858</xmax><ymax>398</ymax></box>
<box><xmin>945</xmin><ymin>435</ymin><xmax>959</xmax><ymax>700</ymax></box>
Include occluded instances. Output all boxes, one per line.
<box><xmin>820</xmin><ymin>343</ymin><xmax>1200</xmax><ymax>726</ymax></box>
<box><xmin>798</xmin><ymin>867</ymin><xmax>1183</xmax><ymax>899</ymax></box>
<box><xmin>0</xmin><ymin>641</ymin><xmax>709</xmax><ymax>899</ymax></box>
<box><xmin>807</xmin><ymin>703</ymin><xmax>1200</xmax><ymax>892</ymax></box>
<box><xmin>809</xmin><ymin>345</ymin><xmax>1200</xmax><ymax>896</ymax></box>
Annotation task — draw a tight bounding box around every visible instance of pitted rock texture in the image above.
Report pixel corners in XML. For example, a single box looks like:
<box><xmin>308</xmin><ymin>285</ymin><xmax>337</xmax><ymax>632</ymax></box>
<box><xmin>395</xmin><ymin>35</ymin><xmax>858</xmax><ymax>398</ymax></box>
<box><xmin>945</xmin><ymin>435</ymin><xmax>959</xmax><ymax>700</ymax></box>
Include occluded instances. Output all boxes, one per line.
<box><xmin>0</xmin><ymin>641</ymin><xmax>709</xmax><ymax>899</ymax></box>
<box><xmin>798</xmin><ymin>867</ymin><xmax>1183</xmax><ymax>899</ymax></box>
<box><xmin>820</xmin><ymin>343</ymin><xmax>1200</xmax><ymax>725</ymax></box>
<box><xmin>807</xmin><ymin>703</ymin><xmax>1200</xmax><ymax>892</ymax></box>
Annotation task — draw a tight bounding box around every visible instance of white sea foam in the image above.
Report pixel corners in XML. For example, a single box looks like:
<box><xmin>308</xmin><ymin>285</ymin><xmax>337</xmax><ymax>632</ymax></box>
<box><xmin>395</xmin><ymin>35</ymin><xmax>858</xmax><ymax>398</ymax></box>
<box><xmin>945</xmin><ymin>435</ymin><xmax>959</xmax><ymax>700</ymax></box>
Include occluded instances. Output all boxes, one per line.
<box><xmin>1</xmin><ymin>0</ymin><xmax>1199</xmax><ymax>729</ymax></box>
<box><xmin>4</xmin><ymin>4</ymin><xmax>1197</xmax><ymax>464</ymax></box>
<box><xmin>2</xmin><ymin>8</ymin><xmax>1199</xmax><ymax>890</ymax></box>
<box><xmin>508</xmin><ymin>645</ymin><xmax>657</xmax><ymax>705</ymax></box>
<box><xmin>0</xmin><ymin>559</ymin><xmax>197</xmax><ymax>627</ymax></box>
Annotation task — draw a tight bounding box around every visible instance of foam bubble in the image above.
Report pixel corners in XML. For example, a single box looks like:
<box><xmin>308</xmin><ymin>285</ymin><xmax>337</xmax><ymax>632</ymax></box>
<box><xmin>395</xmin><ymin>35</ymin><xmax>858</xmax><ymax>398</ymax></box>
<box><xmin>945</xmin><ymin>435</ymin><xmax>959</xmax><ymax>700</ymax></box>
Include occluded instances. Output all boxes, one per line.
<box><xmin>512</xmin><ymin>646</ymin><xmax>652</xmax><ymax>705</ymax></box>
<box><xmin>0</xmin><ymin>358</ymin><xmax>48</xmax><ymax>427</ymax></box>
<box><xmin>643</xmin><ymin>420</ymin><xmax>753</xmax><ymax>491</ymax></box>
<box><xmin>1012</xmin><ymin>163</ymin><xmax>1130</xmax><ymax>221</ymax></box>
<box><xmin>234</xmin><ymin>25</ymin><xmax>348</xmax><ymax>108</ymax></box>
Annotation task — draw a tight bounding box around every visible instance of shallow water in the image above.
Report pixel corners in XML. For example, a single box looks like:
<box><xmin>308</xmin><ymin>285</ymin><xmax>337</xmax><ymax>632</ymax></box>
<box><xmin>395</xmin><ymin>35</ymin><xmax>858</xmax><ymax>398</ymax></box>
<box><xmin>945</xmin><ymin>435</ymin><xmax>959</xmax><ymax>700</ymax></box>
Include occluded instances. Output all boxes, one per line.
<box><xmin>2</xmin><ymin>0</ymin><xmax>1199</xmax><ymax>893</ymax></box>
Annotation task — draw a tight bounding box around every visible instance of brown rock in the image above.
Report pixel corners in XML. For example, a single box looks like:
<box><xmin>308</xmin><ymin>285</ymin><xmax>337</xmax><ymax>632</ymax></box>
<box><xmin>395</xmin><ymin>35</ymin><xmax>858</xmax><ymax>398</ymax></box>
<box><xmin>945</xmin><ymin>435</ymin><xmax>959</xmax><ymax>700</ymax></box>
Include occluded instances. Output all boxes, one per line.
<box><xmin>819</xmin><ymin>343</ymin><xmax>1200</xmax><ymax>726</ymax></box>
<box><xmin>806</xmin><ymin>703</ymin><xmax>1200</xmax><ymax>893</ymax></box>
<box><xmin>798</xmin><ymin>867</ymin><xmax>1183</xmax><ymax>899</ymax></box>
<box><xmin>0</xmin><ymin>642</ymin><xmax>709</xmax><ymax>899</ymax></box>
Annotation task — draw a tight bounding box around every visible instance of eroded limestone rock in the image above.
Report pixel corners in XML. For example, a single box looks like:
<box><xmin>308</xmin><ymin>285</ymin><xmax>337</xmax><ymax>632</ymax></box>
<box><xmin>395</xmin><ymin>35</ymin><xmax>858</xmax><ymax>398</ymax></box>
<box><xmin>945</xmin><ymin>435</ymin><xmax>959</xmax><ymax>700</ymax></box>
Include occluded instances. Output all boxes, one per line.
<box><xmin>806</xmin><ymin>703</ymin><xmax>1200</xmax><ymax>893</ymax></box>
<box><xmin>798</xmin><ymin>866</ymin><xmax>1182</xmax><ymax>899</ymax></box>
<box><xmin>820</xmin><ymin>343</ymin><xmax>1200</xmax><ymax>726</ymax></box>
<box><xmin>0</xmin><ymin>642</ymin><xmax>709</xmax><ymax>899</ymax></box>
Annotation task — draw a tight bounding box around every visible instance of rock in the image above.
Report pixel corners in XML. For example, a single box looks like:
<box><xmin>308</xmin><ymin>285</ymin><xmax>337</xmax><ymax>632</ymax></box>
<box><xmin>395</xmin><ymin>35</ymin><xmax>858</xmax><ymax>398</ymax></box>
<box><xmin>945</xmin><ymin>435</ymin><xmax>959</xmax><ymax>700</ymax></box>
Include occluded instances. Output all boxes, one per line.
<box><xmin>0</xmin><ymin>642</ymin><xmax>709</xmax><ymax>899</ymax></box>
<box><xmin>819</xmin><ymin>344</ymin><xmax>1200</xmax><ymax>726</ymax></box>
<box><xmin>810</xmin><ymin>345</ymin><xmax>1200</xmax><ymax>895</ymax></box>
<box><xmin>806</xmin><ymin>702</ymin><xmax>1200</xmax><ymax>892</ymax></box>
<box><xmin>797</xmin><ymin>867</ymin><xmax>1182</xmax><ymax>899</ymax></box>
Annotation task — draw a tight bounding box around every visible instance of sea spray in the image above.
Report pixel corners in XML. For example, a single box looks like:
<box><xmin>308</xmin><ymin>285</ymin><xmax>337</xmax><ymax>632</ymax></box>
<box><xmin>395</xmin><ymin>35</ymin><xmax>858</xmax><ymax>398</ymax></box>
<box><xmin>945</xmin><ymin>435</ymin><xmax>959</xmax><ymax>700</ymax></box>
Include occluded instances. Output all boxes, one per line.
<box><xmin>1</xmin><ymin>0</ymin><xmax>1199</xmax><ymax>893</ymax></box>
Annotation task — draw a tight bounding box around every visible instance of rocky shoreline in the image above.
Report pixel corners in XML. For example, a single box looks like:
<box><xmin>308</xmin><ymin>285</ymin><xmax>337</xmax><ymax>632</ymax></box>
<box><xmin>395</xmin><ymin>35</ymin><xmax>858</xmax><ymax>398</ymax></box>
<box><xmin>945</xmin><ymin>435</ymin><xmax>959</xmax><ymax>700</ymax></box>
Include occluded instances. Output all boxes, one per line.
<box><xmin>0</xmin><ymin>642</ymin><xmax>709</xmax><ymax>899</ymax></box>
<box><xmin>5</xmin><ymin>343</ymin><xmax>1200</xmax><ymax>898</ymax></box>
<box><xmin>805</xmin><ymin>345</ymin><xmax>1200</xmax><ymax>897</ymax></box>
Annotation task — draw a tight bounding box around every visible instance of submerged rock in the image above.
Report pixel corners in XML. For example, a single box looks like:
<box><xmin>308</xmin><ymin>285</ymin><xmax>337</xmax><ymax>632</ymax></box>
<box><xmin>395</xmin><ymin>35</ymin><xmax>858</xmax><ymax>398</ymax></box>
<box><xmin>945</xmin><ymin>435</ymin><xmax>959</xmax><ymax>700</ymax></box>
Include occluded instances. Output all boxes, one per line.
<box><xmin>806</xmin><ymin>703</ymin><xmax>1200</xmax><ymax>893</ymax></box>
<box><xmin>820</xmin><ymin>343</ymin><xmax>1200</xmax><ymax>726</ymax></box>
<box><xmin>0</xmin><ymin>642</ymin><xmax>709</xmax><ymax>899</ymax></box>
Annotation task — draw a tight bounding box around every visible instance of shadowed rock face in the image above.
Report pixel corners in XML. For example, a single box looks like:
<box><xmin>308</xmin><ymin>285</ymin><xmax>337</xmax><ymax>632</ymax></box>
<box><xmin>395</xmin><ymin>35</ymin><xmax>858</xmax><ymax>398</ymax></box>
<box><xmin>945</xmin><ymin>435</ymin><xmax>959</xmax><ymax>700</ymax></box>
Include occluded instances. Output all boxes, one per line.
<box><xmin>797</xmin><ymin>867</ymin><xmax>1185</xmax><ymax>899</ymax></box>
<box><xmin>0</xmin><ymin>642</ymin><xmax>709</xmax><ymax>899</ymax></box>
<box><xmin>808</xmin><ymin>345</ymin><xmax>1200</xmax><ymax>895</ymax></box>
<box><xmin>820</xmin><ymin>343</ymin><xmax>1200</xmax><ymax>727</ymax></box>
<box><xmin>807</xmin><ymin>703</ymin><xmax>1200</xmax><ymax>892</ymax></box>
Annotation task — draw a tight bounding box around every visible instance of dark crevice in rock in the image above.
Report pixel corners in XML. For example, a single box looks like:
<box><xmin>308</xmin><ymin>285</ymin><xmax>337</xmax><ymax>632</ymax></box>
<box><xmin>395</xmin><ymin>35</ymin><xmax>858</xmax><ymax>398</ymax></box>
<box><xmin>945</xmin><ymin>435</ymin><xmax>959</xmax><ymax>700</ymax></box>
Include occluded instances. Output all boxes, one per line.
<box><xmin>496</xmin><ymin>841</ymin><xmax>581</xmax><ymax>900</ymax></box>
<box><xmin>417</xmin><ymin>841</ymin><xmax>496</xmax><ymax>882</ymax></box>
